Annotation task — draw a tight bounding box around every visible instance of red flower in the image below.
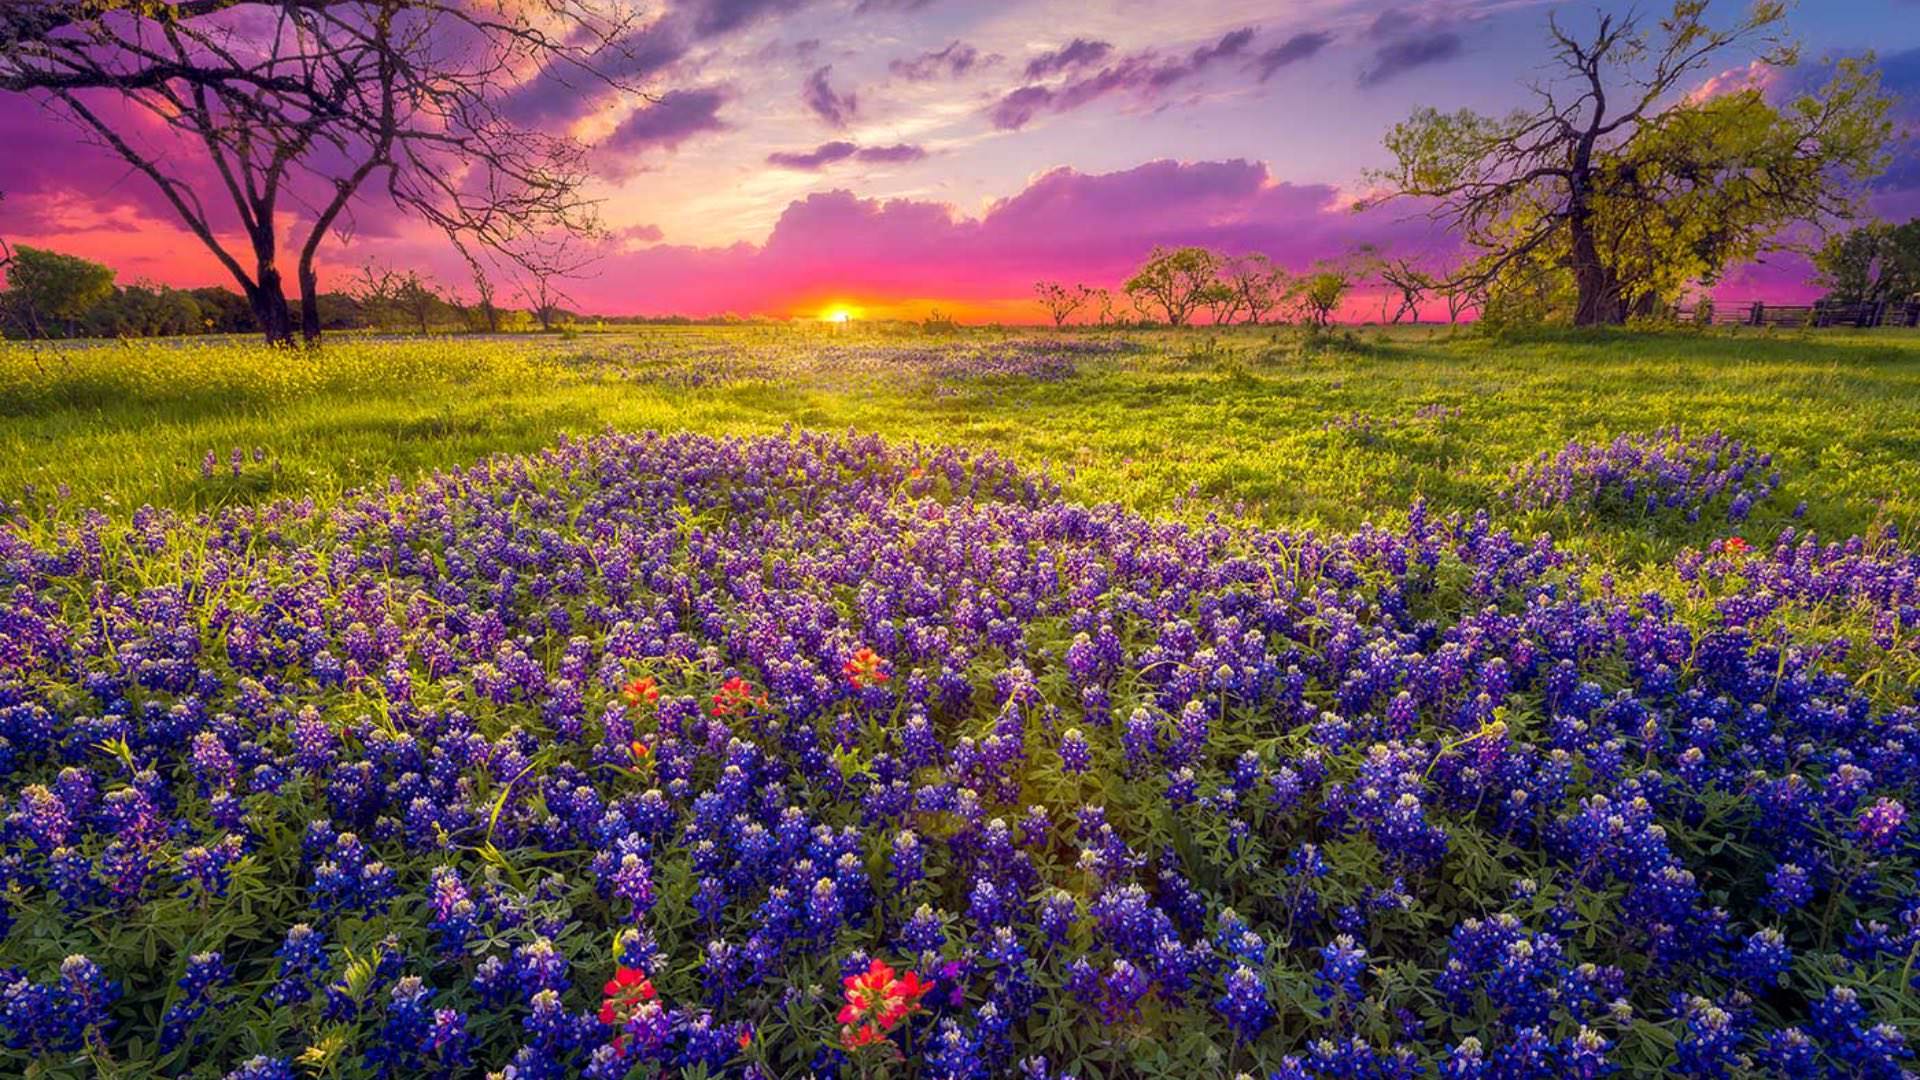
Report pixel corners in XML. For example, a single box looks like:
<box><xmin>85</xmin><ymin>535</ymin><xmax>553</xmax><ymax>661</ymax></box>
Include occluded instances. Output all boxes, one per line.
<box><xmin>842</xmin><ymin>647</ymin><xmax>891</xmax><ymax>689</ymax></box>
<box><xmin>711</xmin><ymin>676</ymin><xmax>766</xmax><ymax>717</ymax></box>
<box><xmin>622</xmin><ymin>676</ymin><xmax>661</xmax><ymax>709</ymax></box>
<box><xmin>1724</xmin><ymin>537</ymin><xmax>1751</xmax><ymax>555</ymax></box>
<box><xmin>838</xmin><ymin>958</ymin><xmax>932</xmax><ymax>1051</ymax></box>
<box><xmin>628</xmin><ymin>740</ymin><xmax>651</xmax><ymax>764</ymax></box>
<box><xmin>598</xmin><ymin>966</ymin><xmax>656</xmax><ymax>1027</ymax></box>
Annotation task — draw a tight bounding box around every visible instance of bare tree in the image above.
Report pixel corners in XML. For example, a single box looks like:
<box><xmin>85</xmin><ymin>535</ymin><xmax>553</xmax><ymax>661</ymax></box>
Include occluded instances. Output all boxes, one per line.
<box><xmin>1438</xmin><ymin>274</ymin><xmax>1481</xmax><ymax>324</ymax></box>
<box><xmin>1</xmin><ymin>1</ymin><xmax>646</xmax><ymax>344</ymax></box>
<box><xmin>1034</xmin><ymin>281</ymin><xmax>1092</xmax><ymax>327</ymax></box>
<box><xmin>393</xmin><ymin>270</ymin><xmax>440</xmax><ymax>334</ymax></box>
<box><xmin>1377</xmin><ymin>256</ymin><xmax>1435</xmax><ymax>323</ymax></box>
<box><xmin>350</xmin><ymin>262</ymin><xmax>401</xmax><ymax>330</ymax></box>
<box><xmin>472</xmin><ymin>263</ymin><xmax>501</xmax><ymax>334</ymax></box>
<box><xmin>1088</xmin><ymin>286</ymin><xmax>1117</xmax><ymax>327</ymax></box>
<box><xmin>1221</xmin><ymin>253</ymin><xmax>1288</xmax><ymax>325</ymax></box>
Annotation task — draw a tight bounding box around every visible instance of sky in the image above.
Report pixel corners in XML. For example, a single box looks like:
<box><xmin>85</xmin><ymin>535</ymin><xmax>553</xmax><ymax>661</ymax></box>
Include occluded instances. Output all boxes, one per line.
<box><xmin>2</xmin><ymin>0</ymin><xmax>1918</xmax><ymax>322</ymax></box>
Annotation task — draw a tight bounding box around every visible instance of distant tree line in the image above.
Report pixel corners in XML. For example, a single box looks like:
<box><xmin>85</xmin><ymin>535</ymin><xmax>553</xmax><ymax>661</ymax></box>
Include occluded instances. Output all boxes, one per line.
<box><xmin>1037</xmin><ymin>244</ymin><xmax>1472</xmax><ymax>328</ymax></box>
<box><xmin>0</xmin><ymin>243</ymin><xmax>809</xmax><ymax>339</ymax></box>
<box><xmin>0</xmin><ymin>245</ymin><xmax>579</xmax><ymax>340</ymax></box>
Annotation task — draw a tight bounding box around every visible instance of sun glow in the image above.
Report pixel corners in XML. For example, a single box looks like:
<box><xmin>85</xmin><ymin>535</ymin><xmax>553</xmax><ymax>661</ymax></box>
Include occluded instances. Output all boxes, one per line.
<box><xmin>820</xmin><ymin>305</ymin><xmax>857</xmax><ymax>324</ymax></box>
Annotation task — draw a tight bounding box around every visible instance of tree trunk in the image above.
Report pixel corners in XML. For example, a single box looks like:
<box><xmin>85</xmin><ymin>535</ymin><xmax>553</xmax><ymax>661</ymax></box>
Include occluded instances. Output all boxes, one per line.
<box><xmin>252</xmin><ymin>267</ymin><xmax>295</xmax><ymax>346</ymax></box>
<box><xmin>1568</xmin><ymin>217</ymin><xmax>1622</xmax><ymax>326</ymax></box>
<box><xmin>299</xmin><ymin>259</ymin><xmax>322</xmax><ymax>344</ymax></box>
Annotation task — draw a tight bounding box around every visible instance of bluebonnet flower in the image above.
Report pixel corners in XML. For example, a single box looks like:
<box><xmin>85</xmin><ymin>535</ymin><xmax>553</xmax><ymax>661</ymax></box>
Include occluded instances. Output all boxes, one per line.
<box><xmin>1315</xmin><ymin>934</ymin><xmax>1368</xmax><ymax>1015</ymax></box>
<box><xmin>225</xmin><ymin>1057</ymin><xmax>297</xmax><ymax>1080</ymax></box>
<box><xmin>160</xmin><ymin>951</ymin><xmax>232</xmax><ymax>1053</ymax></box>
<box><xmin>1215</xmin><ymin>964</ymin><xmax>1270</xmax><ymax>1042</ymax></box>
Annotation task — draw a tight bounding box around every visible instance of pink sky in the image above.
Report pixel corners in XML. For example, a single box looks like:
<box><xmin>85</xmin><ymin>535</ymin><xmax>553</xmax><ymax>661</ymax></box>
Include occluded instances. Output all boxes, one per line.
<box><xmin>2</xmin><ymin>0</ymin><xmax>1917</xmax><ymax>322</ymax></box>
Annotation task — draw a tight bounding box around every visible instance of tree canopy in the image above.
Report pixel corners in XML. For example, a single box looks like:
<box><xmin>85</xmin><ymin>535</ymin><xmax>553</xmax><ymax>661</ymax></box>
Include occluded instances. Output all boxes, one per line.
<box><xmin>1123</xmin><ymin>247</ymin><xmax>1220</xmax><ymax>327</ymax></box>
<box><xmin>1816</xmin><ymin>219</ymin><xmax>1920</xmax><ymax>305</ymax></box>
<box><xmin>1368</xmin><ymin>1</ymin><xmax>1894</xmax><ymax>325</ymax></box>
<box><xmin>2</xmin><ymin>244</ymin><xmax>115</xmax><ymax>336</ymax></box>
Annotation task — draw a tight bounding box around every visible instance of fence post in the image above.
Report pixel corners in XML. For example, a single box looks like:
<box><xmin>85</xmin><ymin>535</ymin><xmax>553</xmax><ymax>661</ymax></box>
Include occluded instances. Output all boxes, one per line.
<box><xmin>1750</xmin><ymin>302</ymin><xmax>1764</xmax><ymax>327</ymax></box>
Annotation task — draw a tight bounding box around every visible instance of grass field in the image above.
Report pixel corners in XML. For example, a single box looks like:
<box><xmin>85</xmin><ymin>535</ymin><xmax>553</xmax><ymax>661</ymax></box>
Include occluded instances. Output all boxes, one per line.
<box><xmin>6</xmin><ymin>324</ymin><xmax>1919</xmax><ymax>556</ymax></box>
<box><xmin>6</xmin><ymin>326</ymin><xmax>1920</xmax><ymax>1078</ymax></box>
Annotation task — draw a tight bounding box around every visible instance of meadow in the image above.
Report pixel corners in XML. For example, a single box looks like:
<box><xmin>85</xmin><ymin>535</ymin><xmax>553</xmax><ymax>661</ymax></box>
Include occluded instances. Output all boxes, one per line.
<box><xmin>2</xmin><ymin>325</ymin><xmax>1920</xmax><ymax>1079</ymax></box>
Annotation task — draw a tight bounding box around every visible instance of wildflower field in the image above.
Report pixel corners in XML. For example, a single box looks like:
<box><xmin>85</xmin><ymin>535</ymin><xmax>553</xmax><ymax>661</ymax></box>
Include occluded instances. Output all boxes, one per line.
<box><xmin>4</xmin><ymin>325</ymin><xmax>1920</xmax><ymax>1079</ymax></box>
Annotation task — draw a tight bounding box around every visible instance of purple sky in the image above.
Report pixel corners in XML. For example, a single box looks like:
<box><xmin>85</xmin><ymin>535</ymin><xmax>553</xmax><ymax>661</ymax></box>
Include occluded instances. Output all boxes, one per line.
<box><xmin>2</xmin><ymin>0</ymin><xmax>1916</xmax><ymax>320</ymax></box>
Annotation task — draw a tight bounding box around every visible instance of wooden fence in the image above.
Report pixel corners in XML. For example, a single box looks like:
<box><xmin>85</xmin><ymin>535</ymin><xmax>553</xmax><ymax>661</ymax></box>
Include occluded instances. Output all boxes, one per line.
<box><xmin>1676</xmin><ymin>299</ymin><xmax>1920</xmax><ymax>328</ymax></box>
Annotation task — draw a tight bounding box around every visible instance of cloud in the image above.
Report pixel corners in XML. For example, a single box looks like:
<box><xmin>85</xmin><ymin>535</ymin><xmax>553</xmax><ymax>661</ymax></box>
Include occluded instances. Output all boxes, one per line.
<box><xmin>1360</xmin><ymin>31</ymin><xmax>1463</xmax><ymax>87</ymax></box>
<box><xmin>990</xmin><ymin>29</ymin><xmax>1256</xmax><ymax>131</ymax></box>
<box><xmin>802</xmin><ymin>65</ymin><xmax>858</xmax><ymax>128</ymax></box>
<box><xmin>613</xmin><ymin>223</ymin><xmax>666</xmax><ymax>246</ymax></box>
<box><xmin>600</xmin><ymin>88</ymin><xmax>729</xmax><ymax>159</ymax></box>
<box><xmin>1253</xmin><ymin>31</ymin><xmax>1333</xmax><ymax>80</ymax></box>
<box><xmin>766</xmin><ymin>141</ymin><xmax>926</xmax><ymax>170</ymax></box>
<box><xmin>890</xmin><ymin>41</ymin><xmax>985</xmax><ymax>82</ymax></box>
<box><xmin>755</xmin><ymin>37</ymin><xmax>822</xmax><ymax>63</ymax></box>
<box><xmin>767</xmin><ymin>141</ymin><xmax>858</xmax><ymax>169</ymax></box>
<box><xmin>559</xmin><ymin>157</ymin><xmax>1453</xmax><ymax>316</ymax></box>
<box><xmin>854</xmin><ymin>0</ymin><xmax>937</xmax><ymax>10</ymax></box>
<box><xmin>1023</xmin><ymin>38</ymin><xmax>1113</xmax><ymax>81</ymax></box>
<box><xmin>856</xmin><ymin>143</ymin><xmax>928</xmax><ymax>164</ymax></box>
<box><xmin>503</xmin><ymin>0</ymin><xmax>818</xmax><ymax>129</ymax></box>
<box><xmin>689</xmin><ymin>0</ymin><xmax>815</xmax><ymax>39</ymax></box>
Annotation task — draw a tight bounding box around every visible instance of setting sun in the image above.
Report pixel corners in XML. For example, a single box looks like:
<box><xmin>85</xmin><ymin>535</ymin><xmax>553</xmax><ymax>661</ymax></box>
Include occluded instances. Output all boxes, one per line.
<box><xmin>821</xmin><ymin>305</ymin><xmax>857</xmax><ymax>324</ymax></box>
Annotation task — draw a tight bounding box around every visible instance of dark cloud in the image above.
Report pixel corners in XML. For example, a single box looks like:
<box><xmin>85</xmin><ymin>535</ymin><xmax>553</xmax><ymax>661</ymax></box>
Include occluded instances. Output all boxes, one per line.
<box><xmin>1253</xmin><ymin>31</ymin><xmax>1333</xmax><ymax>80</ymax></box>
<box><xmin>690</xmin><ymin>0</ymin><xmax>813</xmax><ymax>39</ymax></box>
<box><xmin>766</xmin><ymin>140</ymin><xmax>926</xmax><ymax>170</ymax></box>
<box><xmin>890</xmin><ymin>41</ymin><xmax>985</xmax><ymax>82</ymax></box>
<box><xmin>989</xmin><ymin>85</ymin><xmax>1058</xmax><ymax>131</ymax></box>
<box><xmin>1024</xmin><ymin>38</ymin><xmax>1113</xmax><ymax>81</ymax></box>
<box><xmin>854</xmin><ymin>0</ymin><xmax>937</xmax><ymax>11</ymax></box>
<box><xmin>855</xmin><ymin>143</ymin><xmax>928</xmax><ymax>164</ymax></box>
<box><xmin>503</xmin><ymin>21</ymin><xmax>687</xmax><ymax>126</ymax></box>
<box><xmin>802</xmin><ymin>65</ymin><xmax>858</xmax><ymax>128</ymax></box>
<box><xmin>600</xmin><ymin>88</ymin><xmax>729</xmax><ymax>155</ymax></box>
<box><xmin>1360</xmin><ymin>31</ymin><xmax>1463</xmax><ymax>87</ymax></box>
<box><xmin>504</xmin><ymin>0</ymin><xmax>819</xmax><ymax>127</ymax></box>
<box><xmin>991</xmin><ymin>29</ymin><xmax>1256</xmax><ymax>131</ymax></box>
<box><xmin>767</xmin><ymin>141</ymin><xmax>858</xmax><ymax>169</ymax></box>
<box><xmin>1149</xmin><ymin>27</ymin><xmax>1253</xmax><ymax>89</ymax></box>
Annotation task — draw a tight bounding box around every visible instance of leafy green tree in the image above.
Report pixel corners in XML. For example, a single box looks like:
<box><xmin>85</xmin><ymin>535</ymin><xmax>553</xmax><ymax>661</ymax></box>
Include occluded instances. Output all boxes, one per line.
<box><xmin>1815</xmin><ymin>219</ymin><xmax>1920</xmax><ymax>304</ymax></box>
<box><xmin>190</xmin><ymin>286</ymin><xmax>257</xmax><ymax>334</ymax></box>
<box><xmin>3</xmin><ymin>244</ymin><xmax>115</xmax><ymax>337</ymax></box>
<box><xmin>1368</xmin><ymin>2</ymin><xmax>1894</xmax><ymax>325</ymax></box>
<box><xmin>1200</xmin><ymin>281</ymin><xmax>1239</xmax><ymax>325</ymax></box>
<box><xmin>83</xmin><ymin>283</ymin><xmax>203</xmax><ymax>337</ymax></box>
<box><xmin>1287</xmin><ymin>258</ymin><xmax>1357</xmax><ymax>327</ymax></box>
<box><xmin>1123</xmin><ymin>246</ymin><xmax>1219</xmax><ymax>326</ymax></box>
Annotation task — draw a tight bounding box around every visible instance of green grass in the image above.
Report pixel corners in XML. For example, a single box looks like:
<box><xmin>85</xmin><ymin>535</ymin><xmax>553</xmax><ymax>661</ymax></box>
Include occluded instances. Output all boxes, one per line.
<box><xmin>5</xmin><ymin>323</ymin><xmax>1920</xmax><ymax>574</ymax></box>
